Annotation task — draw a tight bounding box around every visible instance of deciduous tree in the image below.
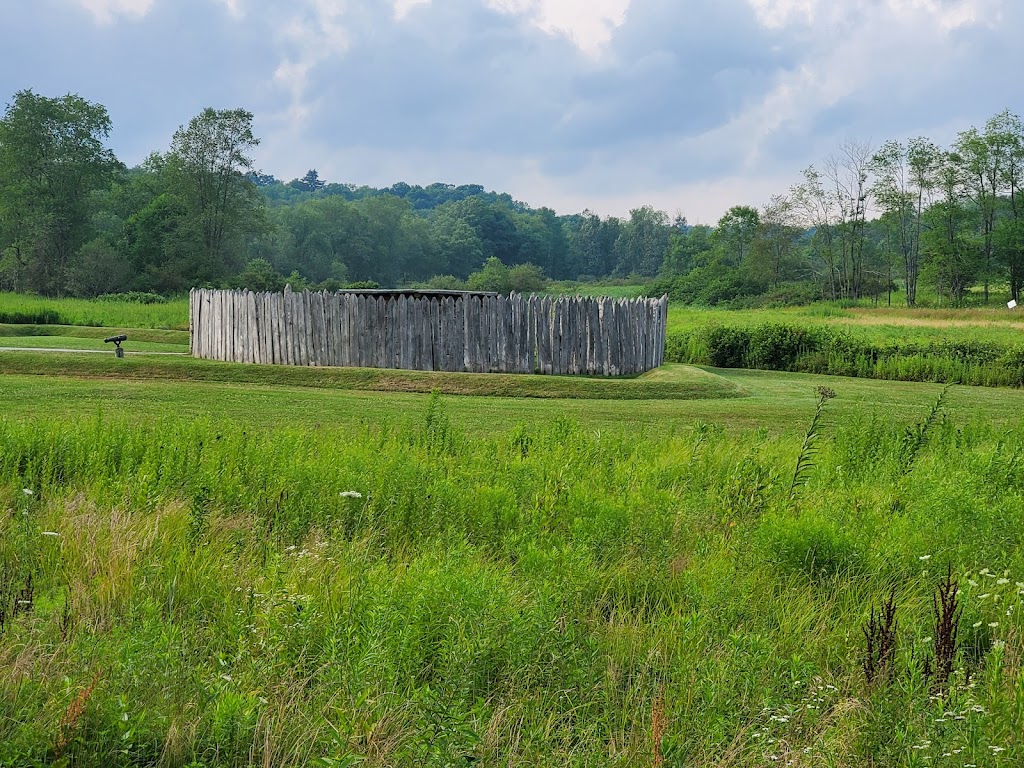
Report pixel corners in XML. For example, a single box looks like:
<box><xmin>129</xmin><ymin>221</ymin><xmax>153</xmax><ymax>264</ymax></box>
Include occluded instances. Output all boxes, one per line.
<box><xmin>0</xmin><ymin>90</ymin><xmax>121</xmax><ymax>293</ymax></box>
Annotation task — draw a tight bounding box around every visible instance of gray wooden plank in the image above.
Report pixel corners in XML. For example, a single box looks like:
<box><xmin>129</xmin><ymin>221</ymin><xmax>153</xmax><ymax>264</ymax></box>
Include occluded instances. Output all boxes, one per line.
<box><xmin>338</xmin><ymin>293</ymin><xmax>349</xmax><ymax>368</ymax></box>
<box><xmin>376</xmin><ymin>297</ymin><xmax>387</xmax><ymax>369</ymax></box>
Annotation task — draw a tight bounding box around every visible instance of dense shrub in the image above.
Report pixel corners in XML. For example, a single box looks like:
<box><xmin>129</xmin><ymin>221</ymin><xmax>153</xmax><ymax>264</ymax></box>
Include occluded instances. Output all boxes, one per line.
<box><xmin>730</xmin><ymin>282</ymin><xmax>823</xmax><ymax>309</ymax></box>
<box><xmin>95</xmin><ymin>291</ymin><xmax>167</xmax><ymax>304</ymax></box>
<box><xmin>704</xmin><ymin>326</ymin><xmax>750</xmax><ymax>367</ymax></box>
<box><xmin>667</xmin><ymin>321</ymin><xmax>1024</xmax><ymax>388</ymax></box>
<box><xmin>746</xmin><ymin>323</ymin><xmax>821</xmax><ymax>370</ymax></box>
<box><xmin>649</xmin><ymin>265</ymin><xmax>761</xmax><ymax>306</ymax></box>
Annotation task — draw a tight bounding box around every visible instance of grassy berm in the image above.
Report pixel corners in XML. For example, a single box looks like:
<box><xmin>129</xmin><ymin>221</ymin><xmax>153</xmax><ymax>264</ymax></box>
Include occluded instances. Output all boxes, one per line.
<box><xmin>1</xmin><ymin>392</ymin><xmax>1022</xmax><ymax>766</ymax></box>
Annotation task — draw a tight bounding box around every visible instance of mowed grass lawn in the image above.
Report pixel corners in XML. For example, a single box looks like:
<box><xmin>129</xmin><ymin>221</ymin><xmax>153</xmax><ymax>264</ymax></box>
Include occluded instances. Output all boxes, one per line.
<box><xmin>3</xmin><ymin>354</ymin><xmax>1024</xmax><ymax>434</ymax></box>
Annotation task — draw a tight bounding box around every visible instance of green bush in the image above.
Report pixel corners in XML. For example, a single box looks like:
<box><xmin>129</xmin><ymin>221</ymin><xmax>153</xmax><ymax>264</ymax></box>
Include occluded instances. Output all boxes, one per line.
<box><xmin>95</xmin><ymin>291</ymin><xmax>167</xmax><ymax>304</ymax></box>
<box><xmin>704</xmin><ymin>325</ymin><xmax>750</xmax><ymax>367</ymax></box>
<box><xmin>665</xmin><ymin>320</ymin><xmax>1024</xmax><ymax>388</ymax></box>
<box><xmin>746</xmin><ymin>323</ymin><xmax>819</xmax><ymax>370</ymax></box>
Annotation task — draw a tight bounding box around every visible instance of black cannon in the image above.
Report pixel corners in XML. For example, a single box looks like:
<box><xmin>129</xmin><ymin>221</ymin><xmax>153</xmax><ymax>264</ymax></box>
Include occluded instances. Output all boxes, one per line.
<box><xmin>104</xmin><ymin>334</ymin><xmax>127</xmax><ymax>358</ymax></box>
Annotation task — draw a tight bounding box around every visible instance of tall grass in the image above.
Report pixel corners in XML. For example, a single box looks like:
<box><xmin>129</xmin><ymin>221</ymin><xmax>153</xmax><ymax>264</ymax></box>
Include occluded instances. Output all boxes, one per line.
<box><xmin>1</xmin><ymin>396</ymin><xmax>1022</xmax><ymax>765</ymax></box>
<box><xmin>668</xmin><ymin>321</ymin><xmax>1024</xmax><ymax>388</ymax></box>
<box><xmin>0</xmin><ymin>293</ymin><xmax>189</xmax><ymax>330</ymax></box>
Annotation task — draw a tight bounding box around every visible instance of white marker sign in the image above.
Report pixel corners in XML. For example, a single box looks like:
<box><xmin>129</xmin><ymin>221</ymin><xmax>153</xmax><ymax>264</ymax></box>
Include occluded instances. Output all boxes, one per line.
<box><xmin>1009</xmin><ymin>300</ymin><xmax>1018</xmax><ymax>310</ymax></box>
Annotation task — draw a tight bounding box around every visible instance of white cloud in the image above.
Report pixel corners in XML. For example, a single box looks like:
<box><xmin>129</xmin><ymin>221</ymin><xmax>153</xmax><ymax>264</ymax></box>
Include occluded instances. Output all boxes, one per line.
<box><xmin>724</xmin><ymin>0</ymin><xmax>1003</xmax><ymax>172</ymax></box>
<box><xmin>76</xmin><ymin>0</ymin><xmax>154</xmax><ymax>24</ymax></box>
<box><xmin>268</xmin><ymin>1</ymin><xmax>352</xmax><ymax>113</ymax></box>
<box><xmin>747</xmin><ymin>0</ymin><xmax>819</xmax><ymax>28</ymax></box>
<box><xmin>219</xmin><ymin>0</ymin><xmax>244</xmax><ymax>19</ymax></box>
<box><xmin>10</xmin><ymin>0</ymin><xmax>1019</xmax><ymax>223</ymax></box>
<box><xmin>486</xmin><ymin>0</ymin><xmax>630</xmax><ymax>56</ymax></box>
<box><xmin>393</xmin><ymin>0</ymin><xmax>431</xmax><ymax>20</ymax></box>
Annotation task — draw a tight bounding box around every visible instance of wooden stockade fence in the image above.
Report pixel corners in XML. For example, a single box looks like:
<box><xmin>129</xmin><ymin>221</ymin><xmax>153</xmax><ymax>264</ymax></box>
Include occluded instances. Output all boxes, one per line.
<box><xmin>189</xmin><ymin>287</ymin><xmax>668</xmax><ymax>376</ymax></box>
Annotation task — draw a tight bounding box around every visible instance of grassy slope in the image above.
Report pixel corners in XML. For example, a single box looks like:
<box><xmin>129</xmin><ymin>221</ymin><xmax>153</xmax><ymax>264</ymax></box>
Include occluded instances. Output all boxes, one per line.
<box><xmin>0</xmin><ymin>323</ymin><xmax>190</xmax><ymax>345</ymax></box>
<box><xmin>2</xmin><ymin>356</ymin><xmax>1023</xmax><ymax>435</ymax></box>
<box><xmin>0</xmin><ymin>336</ymin><xmax>188</xmax><ymax>353</ymax></box>
<box><xmin>0</xmin><ymin>353</ymin><xmax>744</xmax><ymax>401</ymax></box>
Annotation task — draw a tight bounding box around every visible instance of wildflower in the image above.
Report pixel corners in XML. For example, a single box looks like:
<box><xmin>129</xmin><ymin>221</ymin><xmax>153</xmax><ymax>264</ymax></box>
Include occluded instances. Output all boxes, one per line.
<box><xmin>973</xmin><ymin>621</ymin><xmax>983</xmax><ymax>628</ymax></box>
<box><xmin>919</xmin><ymin>554</ymin><xmax>932</xmax><ymax>561</ymax></box>
<box><xmin>978</xmin><ymin>593</ymin><xmax>990</xmax><ymax>600</ymax></box>
<box><xmin>997</xmin><ymin>578</ymin><xmax>1009</xmax><ymax>585</ymax></box>
<box><xmin>990</xmin><ymin>746</ymin><xmax>1006</xmax><ymax>753</ymax></box>
<box><xmin>339</xmin><ymin>491</ymin><xmax>363</xmax><ymax>499</ymax></box>
<box><xmin>41</xmin><ymin>531</ymin><xmax>60</xmax><ymax>537</ymax></box>
<box><xmin>988</xmin><ymin>622</ymin><xmax>999</xmax><ymax>628</ymax></box>
<box><xmin>980</xmin><ymin>568</ymin><xmax>991</xmax><ymax>576</ymax></box>
<box><xmin>22</xmin><ymin>488</ymin><xmax>33</xmax><ymax>496</ymax></box>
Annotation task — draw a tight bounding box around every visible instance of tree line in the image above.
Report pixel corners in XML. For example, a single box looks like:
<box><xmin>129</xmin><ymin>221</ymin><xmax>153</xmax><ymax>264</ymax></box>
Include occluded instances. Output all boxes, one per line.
<box><xmin>1</xmin><ymin>88</ymin><xmax>1021</xmax><ymax>306</ymax></box>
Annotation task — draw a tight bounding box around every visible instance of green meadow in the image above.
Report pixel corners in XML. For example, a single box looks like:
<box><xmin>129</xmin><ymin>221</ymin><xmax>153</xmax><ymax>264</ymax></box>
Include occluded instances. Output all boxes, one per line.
<box><xmin>1</xmin><ymin>294</ymin><xmax>1023</xmax><ymax>766</ymax></box>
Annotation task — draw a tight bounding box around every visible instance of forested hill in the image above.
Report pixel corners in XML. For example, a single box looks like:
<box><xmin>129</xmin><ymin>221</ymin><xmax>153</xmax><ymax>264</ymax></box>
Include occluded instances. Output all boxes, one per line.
<box><xmin>2</xmin><ymin>88</ymin><xmax>1023</xmax><ymax>308</ymax></box>
<box><xmin>257</xmin><ymin>174</ymin><xmax>526</xmax><ymax>212</ymax></box>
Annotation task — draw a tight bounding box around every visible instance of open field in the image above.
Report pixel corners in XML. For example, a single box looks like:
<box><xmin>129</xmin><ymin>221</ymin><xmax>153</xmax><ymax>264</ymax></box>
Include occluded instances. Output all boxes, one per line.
<box><xmin>0</xmin><ymin>323</ymin><xmax>190</xmax><ymax>346</ymax></box>
<box><xmin>1</xmin><ymin>381</ymin><xmax>1023</xmax><ymax>765</ymax></box>
<box><xmin>0</xmin><ymin>293</ymin><xmax>190</xmax><ymax>330</ymax></box>
<box><xmin>2</xmin><ymin>299</ymin><xmax>1024</xmax><ymax>765</ymax></box>
<box><xmin>4</xmin><ymin>355</ymin><xmax>1024</xmax><ymax>434</ymax></box>
<box><xmin>0</xmin><ymin>336</ymin><xmax>188</xmax><ymax>353</ymax></box>
<box><xmin>667</xmin><ymin>304</ymin><xmax>1024</xmax><ymax>348</ymax></box>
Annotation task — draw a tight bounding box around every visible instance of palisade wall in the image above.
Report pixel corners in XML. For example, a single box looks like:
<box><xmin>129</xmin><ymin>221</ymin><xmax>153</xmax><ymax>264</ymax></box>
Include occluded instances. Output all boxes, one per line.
<box><xmin>189</xmin><ymin>287</ymin><xmax>668</xmax><ymax>376</ymax></box>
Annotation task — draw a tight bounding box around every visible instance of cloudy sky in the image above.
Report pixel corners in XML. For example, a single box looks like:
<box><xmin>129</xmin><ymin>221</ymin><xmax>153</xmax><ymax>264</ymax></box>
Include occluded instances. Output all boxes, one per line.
<box><xmin>2</xmin><ymin>0</ymin><xmax>1019</xmax><ymax>222</ymax></box>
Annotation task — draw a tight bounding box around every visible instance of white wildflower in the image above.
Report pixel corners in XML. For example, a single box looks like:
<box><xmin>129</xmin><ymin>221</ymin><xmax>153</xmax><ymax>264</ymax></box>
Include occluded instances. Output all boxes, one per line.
<box><xmin>919</xmin><ymin>554</ymin><xmax>932</xmax><ymax>561</ymax></box>
<box><xmin>996</xmin><ymin>578</ymin><xmax>1009</xmax><ymax>585</ymax></box>
<box><xmin>22</xmin><ymin>488</ymin><xmax>33</xmax><ymax>496</ymax></box>
<box><xmin>339</xmin><ymin>491</ymin><xmax>363</xmax><ymax>499</ymax></box>
<box><xmin>41</xmin><ymin>531</ymin><xmax>59</xmax><ymax>537</ymax></box>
